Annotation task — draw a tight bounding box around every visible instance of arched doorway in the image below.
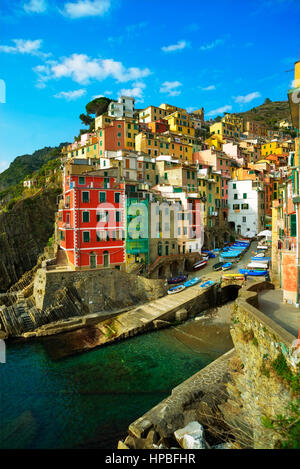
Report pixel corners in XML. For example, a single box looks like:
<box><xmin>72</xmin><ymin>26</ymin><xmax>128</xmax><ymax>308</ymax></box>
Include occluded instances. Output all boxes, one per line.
<box><xmin>158</xmin><ymin>242</ymin><xmax>162</xmax><ymax>257</ymax></box>
<box><xmin>89</xmin><ymin>252</ymin><xmax>96</xmax><ymax>269</ymax></box>
<box><xmin>158</xmin><ymin>265</ymin><xmax>165</xmax><ymax>278</ymax></box>
<box><xmin>165</xmin><ymin>242</ymin><xmax>169</xmax><ymax>256</ymax></box>
<box><xmin>103</xmin><ymin>250</ymin><xmax>109</xmax><ymax>267</ymax></box>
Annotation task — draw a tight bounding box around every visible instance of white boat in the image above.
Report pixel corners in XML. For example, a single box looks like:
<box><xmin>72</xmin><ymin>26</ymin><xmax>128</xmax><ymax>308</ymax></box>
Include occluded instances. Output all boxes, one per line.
<box><xmin>247</xmin><ymin>262</ymin><xmax>269</xmax><ymax>270</ymax></box>
<box><xmin>257</xmin><ymin>245</ymin><xmax>268</xmax><ymax>250</ymax></box>
<box><xmin>254</xmin><ymin>252</ymin><xmax>265</xmax><ymax>258</ymax></box>
<box><xmin>252</xmin><ymin>258</ymin><xmax>270</xmax><ymax>264</ymax></box>
<box><xmin>167</xmin><ymin>285</ymin><xmax>186</xmax><ymax>295</ymax></box>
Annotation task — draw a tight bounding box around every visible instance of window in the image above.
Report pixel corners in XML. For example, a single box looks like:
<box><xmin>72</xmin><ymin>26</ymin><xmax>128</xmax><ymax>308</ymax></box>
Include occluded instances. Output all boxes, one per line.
<box><xmin>83</xmin><ymin>231</ymin><xmax>90</xmax><ymax>242</ymax></box>
<box><xmin>99</xmin><ymin>192</ymin><xmax>106</xmax><ymax>203</ymax></box>
<box><xmin>115</xmin><ymin>193</ymin><xmax>121</xmax><ymax>203</ymax></box>
<box><xmin>233</xmin><ymin>183</ymin><xmax>236</xmax><ymax>189</ymax></box>
<box><xmin>79</xmin><ymin>176</ymin><xmax>85</xmax><ymax>185</ymax></box>
<box><xmin>60</xmin><ymin>231</ymin><xmax>65</xmax><ymax>241</ymax></box>
<box><xmin>233</xmin><ymin>204</ymin><xmax>240</xmax><ymax>210</ymax></box>
<box><xmin>82</xmin><ymin>191</ymin><xmax>89</xmax><ymax>203</ymax></box>
<box><xmin>242</xmin><ymin>204</ymin><xmax>249</xmax><ymax>209</ymax></box>
<box><xmin>243</xmin><ymin>193</ymin><xmax>247</xmax><ymax>199</ymax></box>
<box><xmin>116</xmin><ymin>211</ymin><xmax>121</xmax><ymax>222</ymax></box>
<box><xmin>242</xmin><ymin>217</ymin><xmax>246</xmax><ymax>223</ymax></box>
<box><xmin>82</xmin><ymin>211</ymin><xmax>89</xmax><ymax>223</ymax></box>
<box><xmin>234</xmin><ymin>194</ymin><xmax>238</xmax><ymax>200</ymax></box>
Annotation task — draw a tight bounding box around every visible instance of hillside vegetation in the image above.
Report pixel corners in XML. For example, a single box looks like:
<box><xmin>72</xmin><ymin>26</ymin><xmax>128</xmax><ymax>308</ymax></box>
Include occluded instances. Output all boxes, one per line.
<box><xmin>235</xmin><ymin>99</ymin><xmax>291</xmax><ymax>129</ymax></box>
<box><xmin>0</xmin><ymin>144</ymin><xmax>67</xmax><ymax>191</ymax></box>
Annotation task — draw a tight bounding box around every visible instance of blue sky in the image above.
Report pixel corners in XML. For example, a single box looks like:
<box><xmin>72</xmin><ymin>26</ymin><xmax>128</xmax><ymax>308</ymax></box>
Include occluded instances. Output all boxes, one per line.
<box><xmin>1</xmin><ymin>0</ymin><xmax>300</xmax><ymax>171</ymax></box>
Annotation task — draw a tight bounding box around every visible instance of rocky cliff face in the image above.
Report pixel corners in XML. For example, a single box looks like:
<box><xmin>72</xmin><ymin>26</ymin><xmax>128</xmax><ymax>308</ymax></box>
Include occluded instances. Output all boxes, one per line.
<box><xmin>0</xmin><ymin>188</ymin><xmax>60</xmax><ymax>292</ymax></box>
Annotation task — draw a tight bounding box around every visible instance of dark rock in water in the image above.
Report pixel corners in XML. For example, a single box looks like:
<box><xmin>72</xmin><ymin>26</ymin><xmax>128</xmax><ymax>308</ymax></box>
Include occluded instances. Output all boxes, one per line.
<box><xmin>0</xmin><ymin>410</ymin><xmax>37</xmax><ymax>449</ymax></box>
<box><xmin>42</xmin><ymin>326</ymin><xmax>103</xmax><ymax>360</ymax></box>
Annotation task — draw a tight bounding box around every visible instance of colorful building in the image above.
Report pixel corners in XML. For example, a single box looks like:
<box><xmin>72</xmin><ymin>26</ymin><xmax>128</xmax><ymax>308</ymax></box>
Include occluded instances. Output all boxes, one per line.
<box><xmin>57</xmin><ymin>163</ymin><xmax>126</xmax><ymax>270</ymax></box>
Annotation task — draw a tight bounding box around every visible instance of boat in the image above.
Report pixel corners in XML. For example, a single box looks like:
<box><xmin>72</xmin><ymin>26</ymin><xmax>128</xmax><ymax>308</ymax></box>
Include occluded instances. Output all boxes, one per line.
<box><xmin>247</xmin><ymin>262</ymin><xmax>269</xmax><ymax>270</ymax></box>
<box><xmin>201</xmin><ymin>251</ymin><xmax>216</xmax><ymax>258</ymax></box>
<box><xmin>202</xmin><ymin>255</ymin><xmax>209</xmax><ymax>261</ymax></box>
<box><xmin>193</xmin><ymin>260</ymin><xmax>207</xmax><ymax>270</ymax></box>
<box><xmin>184</xmin><ymin>277</ymin><xmax>201</xmax><ymax>288</ymax></box>
<box><xmin>253</xmin><ymin>252</ymin><xmax>265</xmax><ymax>258</ymax></box>
<box><xmin>167</xmin><ymin>275</ymin><xmax>188</xmax><ymax>285</ymax></box>
<box><xmin>257</xmin><ymin>245</ymin><xmax>268</xmax><ymax>250</ymax></box>
<box><xmin>213</xmin><ymin>248</ymin><xmax>221</xmax><ymax>253</ymax></box>
<box><xmin>251</xmin><ymin>257</ymin><xmax>271</xmax><ymax>263</ymax></box>
<box><xmin>200</xmin><ymin>280</ymin><xmax>216</xmax><ymax>288</ymax></box>
<box><xmin>239</xmin><ymin>269</ymin><xmax>269</xmax><ymax>277</ymax></box>
<box><xmin>223</xmin><ymin>273</ymin><xmax>245</xmax><ymax>279</ymax></box>
<box><xmin>222</xmin><ymin>262</ymin><xmax>233</xmax><ymax>271</ymax></box>
<box><xmin>213</xmin><ymin>261</ymin><xmax>225</xmax><ymax>271</ymax></box>
<box><xmin>167</xmin><ymin>285</ymin><xmax>186</xmax><ymax>295</ymax></box>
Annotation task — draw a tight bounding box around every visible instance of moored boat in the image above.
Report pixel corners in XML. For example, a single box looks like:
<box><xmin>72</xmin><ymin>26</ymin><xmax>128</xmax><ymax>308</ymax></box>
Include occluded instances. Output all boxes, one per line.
<box><xmin>239</xmin><ymin>269</ymin><xmax>268</xmax><ymax>277</ymax></box>
<box><xmin>213</xmin><ymin>261</ymin><xmax>225</xmax><ymax>271</ymax></box>
<box><xmin>222</xmin><ymin>262</ymin><xmax>233</xmax><ymax>271</ymax></box>
<box><xmin>167</xmin><ymin>285</ymin><xmax>186</xmax><ymax>295</ymax></box>
<box><xmin>193</xmin><ymin>260</ymin><xmax>207</xmax><ymax>271</ymax></box>
<box><xmin>167</xmin><ymin>275</ymin><xmax>188</xmax><ymax>285</ymax></box>
<box><xmin>223</xmin><ymin>273</ymin><xmax>245</xmax><ymax>279</ymax></box>
<box><xmin>200</xmin><ymin>280</ymin><xmax>216</xmax><ymax>288</ymax></box>
<box><xmin>183</xmin><ymin>277</ymin><xmax>201</xmax><ymax>288</ymax></box>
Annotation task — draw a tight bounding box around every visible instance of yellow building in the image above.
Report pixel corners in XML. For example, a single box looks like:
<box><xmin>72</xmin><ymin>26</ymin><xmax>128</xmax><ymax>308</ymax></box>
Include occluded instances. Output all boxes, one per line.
<box><xmin>210</xmin><ymin>114</ymin><xmax>243</xmax><ymax>140</ymax></box>
<box><xmin>261</xmin><ymin>141</ymin><xmax>290</xmax><ymax>157</ymax></box>
<box><xmin>205</xmin><ymin>134</ymin><xmax>223</xmax><ymax>151</ymax></box>
<box><xmin>163</xmin><ymin>110</ymin><xmax>195</xmax><ymax>137</ymax></box>
<box><xmin>135</xmin><ymin>131</ymin><xmax>194</xmax><ymax>162</ymax></box>
<box><xmin>139</xmin><ymin>105</ymin><xmax>169</xmax><ymax>123</ymax></box>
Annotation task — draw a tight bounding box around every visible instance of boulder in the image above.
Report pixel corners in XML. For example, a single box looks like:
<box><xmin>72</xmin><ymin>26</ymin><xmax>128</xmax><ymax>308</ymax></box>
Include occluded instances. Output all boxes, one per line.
<box><xmin>174</xmin><ymin>421</ymin><xmax>206</xmax><ymax>450</ymax></box>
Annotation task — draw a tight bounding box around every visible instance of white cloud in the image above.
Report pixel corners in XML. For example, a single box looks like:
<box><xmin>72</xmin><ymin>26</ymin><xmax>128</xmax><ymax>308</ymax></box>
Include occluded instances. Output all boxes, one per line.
<box><xmin>201</xmin><ymin>85</ymin><xmax>216</xmax><ymax>91</ymax></box>
<box><xmin>24</xmin><ymin>0</ymin><xmax>47</xmax><ymax>13</ymax></box>
<box><xmin>207</xmin><ymin>105</ymin><xmax>232</xmax><ymax>117</ymax></box>
<box><xmin>119</xmin><ymin>82</ymin><xmax>146</xmax><ymax>102</ymax></box>
<box><xmin>34</xmin><ymin>53</ymin><xmax>151</xmax><ymax>85</ymax></box>
<box><xmin>61</xmin><ymin>0</ymin><xmax>111</xmax><ymax>18</ymax></box>
<box><xmin>186</xmin><ymin>106</ymin><xmax>197</xmax><ymax>113</ymax></box>
<box><xmin>54</xmin><ymin>89</ymin><xmax>86</xmax><ymax>101</ymax></box>
<box><xmin>160</xmin><ymin>81</ymin><xmax>182</xmax><ymax>97</ymax></box>
<box><xmin>161</xmin><ymin>40</ymin><xmax>188</xmax><ymax>53</ymax></box>
<box><xmin>233</xmin><ymin>91</ymin><xmax>261</xmax><ymax>104</ymax></box>
<box><xmin>200</xmin><ymin>38</ymin><xmax>225</xmax><ymax>51</ymax></box>
<box><xmin>0</xmin><ymin>39</ymin><xmax>50</xmax><ymax>58</ymax></box>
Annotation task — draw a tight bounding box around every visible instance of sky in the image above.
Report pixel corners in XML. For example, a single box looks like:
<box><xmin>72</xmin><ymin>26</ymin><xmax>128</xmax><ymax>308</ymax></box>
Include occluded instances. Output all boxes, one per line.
<box><xmin>1</xmin><ymin>0</ymin><xmax>300</xmax><ymax>171</ymax></box>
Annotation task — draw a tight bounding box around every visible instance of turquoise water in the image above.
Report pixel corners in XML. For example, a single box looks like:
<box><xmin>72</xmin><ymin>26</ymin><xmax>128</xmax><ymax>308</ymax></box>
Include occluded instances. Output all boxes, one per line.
<box><xmin>0</xmin><ymin>320</ymin><xmax>231</xmax><ymax>449</ymax></box>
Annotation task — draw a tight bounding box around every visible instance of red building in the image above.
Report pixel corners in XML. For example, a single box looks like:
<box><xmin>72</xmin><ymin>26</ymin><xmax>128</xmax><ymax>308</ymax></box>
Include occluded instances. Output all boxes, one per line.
<box><xmin>57</xmin><ymin>165</ymin><xmax>126</xmax><ymax>270</ymax></box>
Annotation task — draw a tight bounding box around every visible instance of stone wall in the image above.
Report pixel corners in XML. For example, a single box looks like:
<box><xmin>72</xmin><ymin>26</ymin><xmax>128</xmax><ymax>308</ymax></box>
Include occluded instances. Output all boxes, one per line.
<box><xmin>220</xmin><ymin>283</ymin><xmax>299</xmax><ymax>449</ymax></box>
<box><xmin>118</xmin><ymin>349</ymin><xmax>236</xmax><ymax>449</ymax></box>
<box><xmin>33</xmin><ymin>267</ymin><xmax>167</xmax><ymax>313</ymax></box>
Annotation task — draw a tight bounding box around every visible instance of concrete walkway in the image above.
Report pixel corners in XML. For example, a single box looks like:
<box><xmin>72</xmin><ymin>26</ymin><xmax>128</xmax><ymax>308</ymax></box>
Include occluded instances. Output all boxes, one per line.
<box><xmin>257</xmin><ymin>288</ymin><xmax>300</xmax><ymax>337</ymax></box>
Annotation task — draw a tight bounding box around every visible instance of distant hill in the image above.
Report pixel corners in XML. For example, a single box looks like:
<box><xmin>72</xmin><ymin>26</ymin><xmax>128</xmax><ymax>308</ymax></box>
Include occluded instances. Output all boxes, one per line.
<box><xmin>235</xmin><ymin>99</ymin><xmax>291</xmax><ymax>129</ymax></box>
<box><xmin>0</xmin><ymin>143</ymin><xmax>68</xmax><ymax>191</ymax></box>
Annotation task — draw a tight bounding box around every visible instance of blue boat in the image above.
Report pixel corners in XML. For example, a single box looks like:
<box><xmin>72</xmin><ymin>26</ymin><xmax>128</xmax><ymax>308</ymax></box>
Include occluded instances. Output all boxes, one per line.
<box><xmin>200</xmin><ymin>280</ymin><xmax>216</xmax><ymax>288</ymax></box>
<box><xmin>239</xmin><ymin>269</ymin><xmax>268</xmax><ymax>277</ymax></box>
<box><xmin>168</xmin><ymin>274</ymin><xmax>188</xmax><ymax>285</ymax></box>
<box><xmin>201</xmin><ymin>250</ymin><xmax>216</xmax><ymax>258</ymax></box>
<box><xmin>251</xmin><ymin>257</ymin><xmax>271</xmax><ymax>262</ymax></box>
<box><xmin>221</xmin><ymin>251</ymin><xmax>241</xmax><ymax>259</ymax></box>
<box><xmin>184</xmin><ymin>277</ymin><xmax>201</xmax><ymax>288</ymax></box>
<box><xmin>222</xmin><ymin>262</ymin><xmax>233</xmax><ymax>271</ymax></box>
<box><xmin>167</xmin><ymin>285</ymin><xmax>186</xmax><ymax>295</ymax></box>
